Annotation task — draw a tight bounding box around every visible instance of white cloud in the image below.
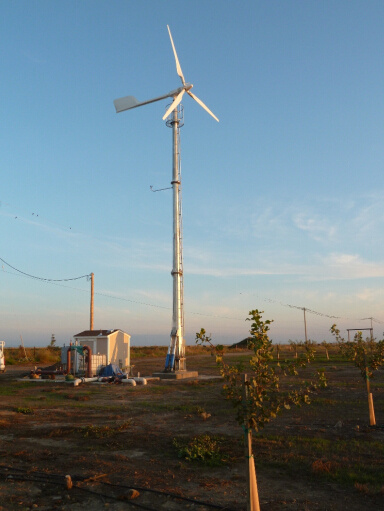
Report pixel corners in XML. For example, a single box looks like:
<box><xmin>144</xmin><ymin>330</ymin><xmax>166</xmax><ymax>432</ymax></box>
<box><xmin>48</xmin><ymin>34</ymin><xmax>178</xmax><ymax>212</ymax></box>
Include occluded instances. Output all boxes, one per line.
<box><xmin>183</xmin><ymin>250</ymin><xmax>384</xmax><ymax>281</ymax></box>
<box><xmin>355</xmin><ymin>288</ymin><xmax>384</xmax><ymax>302</ymax></box>
<box><xmin>293</xmin><ymin>213</ymin><xmax>337</xmax><ymax>242</ymax></box>
<box><xmin>322</xmin><ymin>253</ymin><xmax>384</xmax><ymax>279</ymax></box>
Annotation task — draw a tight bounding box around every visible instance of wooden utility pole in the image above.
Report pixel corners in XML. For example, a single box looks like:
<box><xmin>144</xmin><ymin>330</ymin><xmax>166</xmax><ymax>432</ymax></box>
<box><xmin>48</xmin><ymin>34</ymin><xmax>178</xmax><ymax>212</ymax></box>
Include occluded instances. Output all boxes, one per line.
<box><xmin>90</xmin><ymin>272</ymin><xmax>94</xmax><ymax>331</ymax></box>
<box><xmin>303</xmin><ymin>307</ymin><xmax>308</xmax><ymax>343</ymax></box>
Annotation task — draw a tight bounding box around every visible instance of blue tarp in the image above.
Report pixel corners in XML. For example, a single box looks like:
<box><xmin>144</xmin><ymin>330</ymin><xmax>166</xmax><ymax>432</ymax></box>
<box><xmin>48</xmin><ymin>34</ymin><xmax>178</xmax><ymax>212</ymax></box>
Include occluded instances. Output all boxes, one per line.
<box><xmin>98</xmin><ymin>364</ymin><xmax>124</xmax><ymax>377</ymax></box>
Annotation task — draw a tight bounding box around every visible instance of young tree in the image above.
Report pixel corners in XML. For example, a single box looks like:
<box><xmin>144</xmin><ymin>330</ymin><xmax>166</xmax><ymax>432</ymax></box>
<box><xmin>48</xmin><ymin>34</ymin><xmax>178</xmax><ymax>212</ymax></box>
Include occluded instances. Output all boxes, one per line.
<box><xmin>196</xmin><ymin>310</ymin><xmax>326</xmax><ymax>511</ymax></box>
<box><xmin>288</xmin><ymin>339</ymin><xmax>299</xmax><ymax>358</ymax></box>
<box><xmin>275</xmin><ymin>343</ymin><xmax>280</xmax><ymax>362</ymax></box>
<box><xmin>303</xmin><ymin>339</ymin><xmax>317</xmax><ymax>358</ymax></box>
<box><xmin>321</xmin><ymin>340</ymin><xmax>331</xmax><ymax>360</ymax></box>
<box><xmin>331</xmin><ymin>324</ymin><xmax>384</xmax><ymax>426</ymax></box>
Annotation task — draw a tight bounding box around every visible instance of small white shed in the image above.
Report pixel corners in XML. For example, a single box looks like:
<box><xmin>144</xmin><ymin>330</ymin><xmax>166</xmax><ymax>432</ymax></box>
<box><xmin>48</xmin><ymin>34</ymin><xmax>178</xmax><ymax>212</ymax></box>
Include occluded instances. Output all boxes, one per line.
<box><xmin>73</xmin><ymin>329</ymin><xmax>131</xmax><ymax>370</ymax></box>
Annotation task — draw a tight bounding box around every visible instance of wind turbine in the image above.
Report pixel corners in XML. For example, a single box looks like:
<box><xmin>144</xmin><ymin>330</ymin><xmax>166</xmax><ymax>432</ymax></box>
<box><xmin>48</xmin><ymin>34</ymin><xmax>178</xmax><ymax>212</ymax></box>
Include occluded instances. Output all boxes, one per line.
<box><xmin>114</xmin><ymin>26</ymin><xmax>219</xmax><ymax>373</ymax></box>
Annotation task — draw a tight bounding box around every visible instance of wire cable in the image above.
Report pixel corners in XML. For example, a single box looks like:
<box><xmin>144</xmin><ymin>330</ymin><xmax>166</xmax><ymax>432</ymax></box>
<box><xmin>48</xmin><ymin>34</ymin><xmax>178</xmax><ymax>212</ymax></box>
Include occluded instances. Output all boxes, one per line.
<box><xmin>0</xmin><ymin>256</ymin><xmax>90</xmax><ymax>282</ymax></box>
<box><xmin>263</xmin><ymin>297</ymin><xmax>341</xmax><ymax>319</ymax></box>
<box><xmin>0</xmin><ymin>465</ymin><xmax>236</xmax><ymax>511</ymax></box>
<box><xmin>1</xmin><ymin>258</ymin><xmax>383</xmax><ymax>325</ymax></box>
<box><xmin>0</xmin><ymin>266</ymin><xmax>244</xmax><ymax>321</ymax></box>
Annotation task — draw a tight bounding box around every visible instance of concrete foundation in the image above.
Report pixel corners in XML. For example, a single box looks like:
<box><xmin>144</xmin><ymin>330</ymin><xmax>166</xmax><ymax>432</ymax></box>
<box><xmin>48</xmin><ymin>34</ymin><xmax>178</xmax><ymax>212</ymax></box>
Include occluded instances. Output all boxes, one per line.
<box><xmin>152</xmin><ymin>370</ymin><xmax>199</xmax><ymax>380</ymax></box>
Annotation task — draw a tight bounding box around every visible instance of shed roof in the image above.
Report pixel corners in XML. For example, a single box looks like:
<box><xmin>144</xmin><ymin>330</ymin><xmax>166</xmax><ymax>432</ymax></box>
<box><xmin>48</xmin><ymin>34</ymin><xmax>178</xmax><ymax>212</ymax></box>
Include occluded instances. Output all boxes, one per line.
<box><xmin>74</xmin><ymin>329</ymin><xmax>125</xmax><ymax>338</ymax></box>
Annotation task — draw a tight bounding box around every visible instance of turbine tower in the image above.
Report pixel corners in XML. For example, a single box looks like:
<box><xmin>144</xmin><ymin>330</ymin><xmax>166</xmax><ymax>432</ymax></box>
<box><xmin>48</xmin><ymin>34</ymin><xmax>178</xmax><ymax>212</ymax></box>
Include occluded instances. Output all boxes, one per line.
<box><xmin>114</xmin><ymin>26</ymin><xmax>218</xmax><ymax>373</ymax></box>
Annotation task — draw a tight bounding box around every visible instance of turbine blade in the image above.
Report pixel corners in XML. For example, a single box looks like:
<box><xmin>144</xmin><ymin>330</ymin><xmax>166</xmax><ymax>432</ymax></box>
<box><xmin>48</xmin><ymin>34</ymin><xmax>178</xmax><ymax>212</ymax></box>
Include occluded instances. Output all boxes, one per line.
<box><xmin>162</xmin><ymin>90</ymin><xmax>185</xmax><ymax>120</ymax></box>
<box><xmin>167</xmin><ymin>25</ymin><xmax>185</xmax><ymax>85</ymax></box>
<box><xmin>187</xmin><ymin>91</ymin><xmax>219</xmax><ymax>122</ymax></box>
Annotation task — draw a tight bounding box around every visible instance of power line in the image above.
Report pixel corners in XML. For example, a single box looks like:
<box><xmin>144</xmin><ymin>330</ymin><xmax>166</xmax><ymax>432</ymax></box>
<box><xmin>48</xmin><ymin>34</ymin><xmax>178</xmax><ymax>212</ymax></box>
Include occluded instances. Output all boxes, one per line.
<box><xmin>263</xmin><ymin>298</ymin><xmax>340</xmax><ymax>319</ymax></box>
<box><xmin>0</xmin><ymin>267</ymin><xmax>243</xmax><ymax>321</ymax></box>
<box><xmin>0</xmin><ymin>256</ymin><xmax>90</xmax><ymax>282</ymax></box>
<box><xmin>1</xmin><ymin>259</ymin><xmax>383</xmax><ymax>325</ymax></box>
<box><xmin>263</xmin><ymin>297</ymin><xmax>384</xmax><ymax>323</ymax></box>
<box><xmin>360</xmin><ymin>316</ymin><xmax>384</xmax><ymax>325</ymax></box>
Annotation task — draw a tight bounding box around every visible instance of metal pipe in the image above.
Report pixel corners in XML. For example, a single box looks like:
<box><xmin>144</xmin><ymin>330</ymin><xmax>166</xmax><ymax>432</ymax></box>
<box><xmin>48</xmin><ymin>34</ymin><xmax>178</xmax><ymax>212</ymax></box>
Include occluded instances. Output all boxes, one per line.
<box><xmin>67</xmin><ymin>347</ymin><xmax>72</xmax><ymax>374</ymax></box>
<box><xmin>73</xmin><ymin>377</ymin><xmax>99</xmax><ymax>387</ymax></box>
<box><xmin>66</xmin><ymin>345</ymin><xmax>92</xmax><ymax>377</ymax></box>
<box><xmin>121</xmin><ymin>379</ymin><xmax>137</xmax><ymax>386</ymax></box>
<box><xmin>132</xmin><ymin>377</ymin><xmax>147</xmax><ymax>385</ymax></box>
<box><xmin>82</xmin><ymin>345</ymin><xmax>92</xmax><ymax>377</ymax></box>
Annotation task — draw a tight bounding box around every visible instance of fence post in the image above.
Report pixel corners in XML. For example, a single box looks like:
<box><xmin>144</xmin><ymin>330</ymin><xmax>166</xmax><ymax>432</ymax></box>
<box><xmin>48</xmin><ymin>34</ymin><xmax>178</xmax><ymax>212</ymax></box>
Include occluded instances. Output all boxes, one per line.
<box><xmin>242</xmin><ymin>373</ymin><xmax>260</xmax><ymax>511</ymax></box>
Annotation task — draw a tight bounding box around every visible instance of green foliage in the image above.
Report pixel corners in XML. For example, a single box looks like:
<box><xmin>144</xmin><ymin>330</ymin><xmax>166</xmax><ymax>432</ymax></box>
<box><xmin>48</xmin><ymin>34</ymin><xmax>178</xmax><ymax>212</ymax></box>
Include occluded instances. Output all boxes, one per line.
<box><xmin>16</xmin><ymin>407</ymin><xmax>34</xmax><ymax>415</ymax></box>
<box><xmin>330</xmin><ymin>324</ymin><xmax>384</xmax><ymax>380</ymax></box>
<box><xmin>195</xmin><ymin>328</ymin><xmax>224</xmax><ymax>357</ymax></box>
<box><xmin>76</xmin><ymin>421</ymin><xmax>132</xmax><ymax>438</ymax></box>
<box><xmin>197</xmin><ymin>310</ymin><xmax>326</xmax><ymax>432</ymax></box>
<box><xmin>173</xmin><ymin>434</ymin><xmax>227</xmax><ymax>466</ymax></box>
<box><xmin>0</xmin><ymin>387</ymin><xmax>16</xmax><ymax>396</ymax></box>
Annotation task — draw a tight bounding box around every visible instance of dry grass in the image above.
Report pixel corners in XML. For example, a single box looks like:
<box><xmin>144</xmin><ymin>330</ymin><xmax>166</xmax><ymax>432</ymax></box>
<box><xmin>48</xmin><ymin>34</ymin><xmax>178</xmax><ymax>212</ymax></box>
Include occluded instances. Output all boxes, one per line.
<box><xmin>4</xmin><ymin>346</ymin><xmax>61</xmax><ymax>365</ymax></box>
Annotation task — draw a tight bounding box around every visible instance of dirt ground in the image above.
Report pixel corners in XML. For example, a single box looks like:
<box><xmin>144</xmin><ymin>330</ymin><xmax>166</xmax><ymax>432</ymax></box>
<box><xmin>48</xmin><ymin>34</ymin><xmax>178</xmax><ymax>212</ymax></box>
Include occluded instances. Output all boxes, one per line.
<box><xmin>1</xmin><ymin>354</ymin><xmax>384</xmax><ymax>510</ymax></box>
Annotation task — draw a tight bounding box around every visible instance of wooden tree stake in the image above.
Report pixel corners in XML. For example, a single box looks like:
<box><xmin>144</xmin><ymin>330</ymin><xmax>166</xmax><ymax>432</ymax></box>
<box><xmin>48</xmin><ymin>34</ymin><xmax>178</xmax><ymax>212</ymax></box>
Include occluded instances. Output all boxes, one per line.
<box><xmin>368</xmin><ymin>393</ymin><xmax>376</xmax><ymax>426</ymax></box>
<box><xmin>365</xmin><ymin>359</ymin><xmax>376</xmax><ymax>426</ymax></box>
<box><xmin>242</xmin><ymin>374</ymin><xmax>260</xmax><ymax>511</ymax></box>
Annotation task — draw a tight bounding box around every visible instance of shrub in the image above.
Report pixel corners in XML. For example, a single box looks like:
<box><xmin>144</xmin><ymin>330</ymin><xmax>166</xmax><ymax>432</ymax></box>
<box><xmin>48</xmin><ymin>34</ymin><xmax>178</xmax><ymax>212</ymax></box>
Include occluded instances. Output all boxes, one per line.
<box><xmin>16</xmin><ymin>407</ymin><xmax>34</xmax><ymax>415</ymax></box>
<box><xmin>173</xmin><ymin>434</ymin><xmax>227</xmax><ymax>466</ymax></box>
<box><xmin>34</xmin><ymin>348</ymin><xmax>60</xmax><ymax>365</ymax></box>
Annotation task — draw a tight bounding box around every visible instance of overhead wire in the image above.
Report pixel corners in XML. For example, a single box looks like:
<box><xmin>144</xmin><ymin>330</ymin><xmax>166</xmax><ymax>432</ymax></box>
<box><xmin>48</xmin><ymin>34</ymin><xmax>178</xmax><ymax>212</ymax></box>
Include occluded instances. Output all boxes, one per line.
<box><xmin>360</xmin><ymin>317</ymin><xmax>384</xmax><ymax>325</ymax></box>
<box><xmin>2</xmin><ymin>206</ymin><xmax>383</xmax><ymax>325</ymax></box>
<box><xmin>263</xmin><ymin>297</ymin><xmax>341</xmax><ymax>319</ymax></box>
<box><xmin>0</xmin><ymin>256</ymin><xmax>90</xmax><ymax>282</ymax></box>
<box><xmin>1</xmin><ymin>257</ymin><xmax>383</xmax><ymax>325</ymax></box>
<box><xmin>0</xmin><ymin>265</ymin><xmax>244</xmax><ymax>321</ymax></box>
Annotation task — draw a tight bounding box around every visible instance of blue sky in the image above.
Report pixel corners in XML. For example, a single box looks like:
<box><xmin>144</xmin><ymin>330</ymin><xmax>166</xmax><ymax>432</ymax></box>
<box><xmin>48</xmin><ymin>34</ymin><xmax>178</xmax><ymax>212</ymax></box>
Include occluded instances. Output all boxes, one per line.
<box><xmin>1</xmin><ymin>1</ymin><xmax>384</xmax><ymax>347</ymax></box>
